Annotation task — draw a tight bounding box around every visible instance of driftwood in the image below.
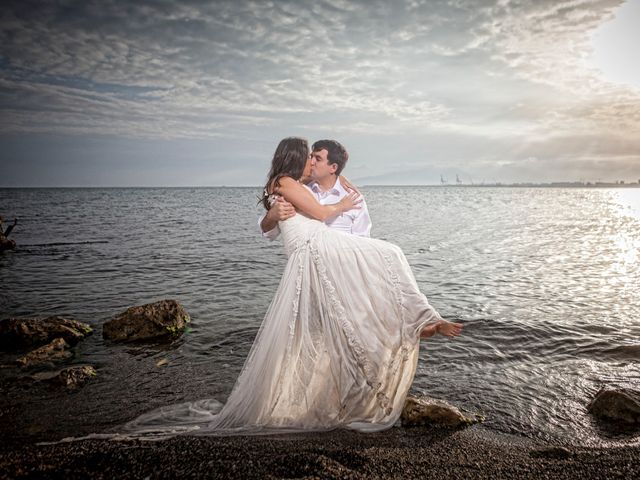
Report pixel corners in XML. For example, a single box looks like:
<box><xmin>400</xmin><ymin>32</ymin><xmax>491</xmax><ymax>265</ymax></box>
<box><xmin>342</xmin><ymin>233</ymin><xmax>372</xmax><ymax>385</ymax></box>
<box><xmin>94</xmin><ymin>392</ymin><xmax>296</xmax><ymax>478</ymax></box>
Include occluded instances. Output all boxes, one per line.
<box><xmin>0</xmin><ymin>217</ymin><xmax>17</xmax><ymax>251</ymax></box>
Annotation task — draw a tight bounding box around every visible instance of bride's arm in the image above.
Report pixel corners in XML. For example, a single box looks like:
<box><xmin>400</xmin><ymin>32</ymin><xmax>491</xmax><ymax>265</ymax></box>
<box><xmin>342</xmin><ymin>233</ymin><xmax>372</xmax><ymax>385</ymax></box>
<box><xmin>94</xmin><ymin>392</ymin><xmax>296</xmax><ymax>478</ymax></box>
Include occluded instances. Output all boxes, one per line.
<box><xmin>339</xmin><ymin>175</ymin><xmax>360</xmax><ymax>195</ymax></box>
<box><xmin>277</xmin><ymin>177</ymin><xmax>361</xmax><ymax>221</ymax></box>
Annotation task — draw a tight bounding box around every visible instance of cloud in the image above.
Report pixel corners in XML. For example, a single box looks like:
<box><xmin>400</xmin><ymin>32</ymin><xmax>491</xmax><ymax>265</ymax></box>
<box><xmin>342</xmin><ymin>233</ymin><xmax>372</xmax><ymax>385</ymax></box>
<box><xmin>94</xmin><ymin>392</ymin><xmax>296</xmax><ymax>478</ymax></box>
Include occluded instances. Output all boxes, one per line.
<box><xmin>0</xmin><ymin>0</ymin><xmax>464</xmax><ymax>139</ymax></box>
<box><xmin>0</xmin><ymin>0</ymin><xmax>639</xmax><ymax>184</ymax></box>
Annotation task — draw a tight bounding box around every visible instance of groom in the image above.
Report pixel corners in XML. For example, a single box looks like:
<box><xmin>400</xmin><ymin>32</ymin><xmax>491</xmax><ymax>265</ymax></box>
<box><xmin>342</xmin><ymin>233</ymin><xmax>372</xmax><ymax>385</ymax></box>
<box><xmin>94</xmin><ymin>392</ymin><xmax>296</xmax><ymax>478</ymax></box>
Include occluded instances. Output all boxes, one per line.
<box><xmin>259</xmin><ymin>139</ymin><xmax>372</xmax><ymax>239</ymax></box>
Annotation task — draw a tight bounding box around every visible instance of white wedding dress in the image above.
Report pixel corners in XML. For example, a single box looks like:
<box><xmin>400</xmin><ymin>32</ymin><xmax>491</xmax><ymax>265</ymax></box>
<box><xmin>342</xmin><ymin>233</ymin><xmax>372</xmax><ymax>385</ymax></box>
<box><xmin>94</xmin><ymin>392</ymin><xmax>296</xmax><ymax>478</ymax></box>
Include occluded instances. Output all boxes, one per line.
<box><xmin>119</xmin><ymin>211</ymin><xmax>444</xmax><ymax>438</ymax></box>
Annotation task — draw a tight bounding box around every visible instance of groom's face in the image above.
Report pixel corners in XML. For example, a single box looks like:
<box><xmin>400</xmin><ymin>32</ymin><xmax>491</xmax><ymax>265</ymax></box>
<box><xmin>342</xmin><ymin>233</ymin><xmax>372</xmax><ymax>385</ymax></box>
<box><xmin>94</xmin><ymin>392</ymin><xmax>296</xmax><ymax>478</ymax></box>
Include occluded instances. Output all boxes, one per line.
<box><xmin>310</xmin><ymin>149</ymin><xmax>337</xmax><ymax>180</ymax></box>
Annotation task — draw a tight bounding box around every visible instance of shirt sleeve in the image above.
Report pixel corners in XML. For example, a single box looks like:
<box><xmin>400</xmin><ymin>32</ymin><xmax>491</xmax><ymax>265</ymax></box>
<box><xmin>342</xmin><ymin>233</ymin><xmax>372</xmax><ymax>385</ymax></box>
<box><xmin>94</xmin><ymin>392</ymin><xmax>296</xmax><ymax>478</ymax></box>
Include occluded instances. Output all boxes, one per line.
<box><xmin>257</xmin><ymin>213</ymin><xmax>281</xmax><ymax>241</ymax></box>
<box><xmin>351</xmin><ymin>197</ymin><xmax>372</xmax><ymax>237</ymax></box>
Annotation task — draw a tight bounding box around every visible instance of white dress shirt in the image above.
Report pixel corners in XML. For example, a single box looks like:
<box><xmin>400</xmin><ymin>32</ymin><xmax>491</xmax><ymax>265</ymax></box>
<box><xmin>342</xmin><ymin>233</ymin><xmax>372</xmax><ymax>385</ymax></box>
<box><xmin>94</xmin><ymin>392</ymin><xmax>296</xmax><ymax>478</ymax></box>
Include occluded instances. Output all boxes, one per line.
<box><xmin>259</xmin><ymin>177</ymin><xmax>372</xmax><ymax>241</ymax></box>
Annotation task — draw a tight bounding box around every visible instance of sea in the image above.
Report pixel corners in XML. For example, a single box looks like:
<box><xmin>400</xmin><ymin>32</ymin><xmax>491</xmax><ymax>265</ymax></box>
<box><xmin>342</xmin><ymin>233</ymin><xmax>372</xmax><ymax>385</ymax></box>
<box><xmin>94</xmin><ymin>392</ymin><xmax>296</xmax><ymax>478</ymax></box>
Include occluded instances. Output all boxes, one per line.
<box><xmin>1</xmin><ymin>186</ymin><xmax>639</xmax><ymax>446</ymax></box>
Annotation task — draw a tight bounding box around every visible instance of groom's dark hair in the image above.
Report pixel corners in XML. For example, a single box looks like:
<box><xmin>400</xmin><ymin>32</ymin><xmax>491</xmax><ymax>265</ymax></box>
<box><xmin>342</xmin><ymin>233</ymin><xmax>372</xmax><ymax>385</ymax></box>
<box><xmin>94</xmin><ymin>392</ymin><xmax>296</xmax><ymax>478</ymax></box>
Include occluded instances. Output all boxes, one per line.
<box><xmin>312</xmin><ymin>140</ymin><xmax>348</xmax><ymax>176</ymax></box>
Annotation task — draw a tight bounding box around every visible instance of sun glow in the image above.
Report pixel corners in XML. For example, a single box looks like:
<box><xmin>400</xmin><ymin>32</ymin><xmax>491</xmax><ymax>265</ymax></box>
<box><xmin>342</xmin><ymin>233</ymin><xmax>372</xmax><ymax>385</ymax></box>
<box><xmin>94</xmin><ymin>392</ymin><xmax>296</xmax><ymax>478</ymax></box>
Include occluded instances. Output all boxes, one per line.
<box><xmin>607</xmin><ymin>190</ymin><xmax>640</xmax><ymax>285</ymax></box>
<box><xmin>589</xmin><ymin>0</ymin><xmax>640</xmax><ymax>90</ymax></box>
<box><xmin>614</xmin><ymin>189</ymin><xmax>640</xmax><ymax>221</ymax></box>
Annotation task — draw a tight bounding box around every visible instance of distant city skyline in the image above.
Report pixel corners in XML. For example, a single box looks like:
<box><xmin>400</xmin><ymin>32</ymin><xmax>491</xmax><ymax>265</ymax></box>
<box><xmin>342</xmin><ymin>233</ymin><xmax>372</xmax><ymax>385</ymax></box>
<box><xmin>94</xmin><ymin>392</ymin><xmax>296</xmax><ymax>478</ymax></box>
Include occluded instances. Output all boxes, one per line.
<box><xmin>1</xmin><ymin>0</ymin><xmax>639</xmax><ymax>187</ymax></box>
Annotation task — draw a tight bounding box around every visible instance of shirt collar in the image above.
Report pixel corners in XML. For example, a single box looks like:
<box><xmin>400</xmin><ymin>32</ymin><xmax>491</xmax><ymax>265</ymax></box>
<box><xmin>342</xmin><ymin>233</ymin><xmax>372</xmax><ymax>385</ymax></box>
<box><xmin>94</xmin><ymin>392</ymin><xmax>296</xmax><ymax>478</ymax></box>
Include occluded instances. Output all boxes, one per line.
<box><xmin>310</xmin><ymin>177</ymin><xmax>344</xmax><ymax>196</ymax></box>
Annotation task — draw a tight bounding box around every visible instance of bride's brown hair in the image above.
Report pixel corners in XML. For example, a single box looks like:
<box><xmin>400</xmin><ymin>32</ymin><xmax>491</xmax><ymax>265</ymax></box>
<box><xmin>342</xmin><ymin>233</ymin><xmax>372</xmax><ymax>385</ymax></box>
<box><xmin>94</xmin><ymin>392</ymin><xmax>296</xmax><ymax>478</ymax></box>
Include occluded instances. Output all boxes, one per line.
<box><xmin>262</xmin><ymin>137</ymin><xmax>309</xmax><ymax>210</ymax></box>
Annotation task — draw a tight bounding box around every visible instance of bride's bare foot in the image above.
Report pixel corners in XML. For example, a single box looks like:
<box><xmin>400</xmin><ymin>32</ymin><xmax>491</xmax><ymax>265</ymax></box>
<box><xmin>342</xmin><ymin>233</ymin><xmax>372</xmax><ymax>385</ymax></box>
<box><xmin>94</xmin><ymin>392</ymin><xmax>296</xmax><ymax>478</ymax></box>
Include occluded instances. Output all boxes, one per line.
<box><xmin>420</xmin><ymin>320</ymin><xmax>463</xmax><ymax>339</ymax></box>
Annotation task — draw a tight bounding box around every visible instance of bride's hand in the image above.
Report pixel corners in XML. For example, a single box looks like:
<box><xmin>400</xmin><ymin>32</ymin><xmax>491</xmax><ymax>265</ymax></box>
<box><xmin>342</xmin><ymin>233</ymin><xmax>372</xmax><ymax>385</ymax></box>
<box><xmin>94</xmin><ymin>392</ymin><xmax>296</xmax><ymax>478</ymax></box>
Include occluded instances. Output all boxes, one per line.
<box><xmin>338</xmin><ymin>191</ymin><xmax>363</xmax><ymax>212</ymax></box>
<box><xmin>268</xmin><ymin>196</ymin><xmax>295</xmax><ymax>222</ymax></box>
<box><xmin>339</xmin><ymin>175</ymin><xmax>361</xmax><ymax>195</ymax></box>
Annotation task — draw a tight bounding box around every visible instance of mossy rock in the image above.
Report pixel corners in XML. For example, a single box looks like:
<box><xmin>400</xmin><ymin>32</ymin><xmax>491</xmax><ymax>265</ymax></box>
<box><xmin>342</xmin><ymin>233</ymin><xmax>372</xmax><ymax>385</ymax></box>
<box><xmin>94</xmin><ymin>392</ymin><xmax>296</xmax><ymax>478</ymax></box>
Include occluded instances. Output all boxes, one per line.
<box><xmin>102</xmin><ymin>300</ymin><xmax>190</xmax><ymax>343</ymax></box>
<box><xmin>16</xmin><ymin>337</ymin><xmax>72</xmax><ymax>368</ymax></box>
<box><xmin>0</xmin><ymin>317</ymin><xmax>93</xmax><ymax>351</ymax></box>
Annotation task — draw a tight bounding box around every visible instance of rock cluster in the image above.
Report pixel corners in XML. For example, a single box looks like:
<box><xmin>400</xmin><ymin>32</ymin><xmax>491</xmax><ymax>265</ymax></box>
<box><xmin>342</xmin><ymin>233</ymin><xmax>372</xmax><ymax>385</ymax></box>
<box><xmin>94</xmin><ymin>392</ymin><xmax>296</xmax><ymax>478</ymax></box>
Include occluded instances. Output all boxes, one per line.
<box><xmin>0</xmin><ymin>316</ymin><xmax>92</xmax><ymax>349</ymax></box>
<box><xmin>0</xmin><ymin>316</ymin><xmax>93</xmax><ymax>369</ymax></box>
<box><xmin>0</xmin><ymin>316</ymin><xmax>95</xmax><ymax>388</ymax></box>
<box><xmin>1</xmin><ymin>300</ymin><xmax>190</xmax><ymax>391</ymax></box>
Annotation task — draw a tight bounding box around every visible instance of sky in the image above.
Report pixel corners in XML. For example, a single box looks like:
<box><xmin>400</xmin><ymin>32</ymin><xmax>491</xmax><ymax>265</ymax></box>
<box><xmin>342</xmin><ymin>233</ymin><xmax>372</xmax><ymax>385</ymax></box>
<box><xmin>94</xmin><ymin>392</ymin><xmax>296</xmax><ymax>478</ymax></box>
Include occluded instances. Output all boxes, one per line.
<box><xmin>0</xmin><ymin>0</ymin><xmax>639</xmax><ymax>187</ymax></box>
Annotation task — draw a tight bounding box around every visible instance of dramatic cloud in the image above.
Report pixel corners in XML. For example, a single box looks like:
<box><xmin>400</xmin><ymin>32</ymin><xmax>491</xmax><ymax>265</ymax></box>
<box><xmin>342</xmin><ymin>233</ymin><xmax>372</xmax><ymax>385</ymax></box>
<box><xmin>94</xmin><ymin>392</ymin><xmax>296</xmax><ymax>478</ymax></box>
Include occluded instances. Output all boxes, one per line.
<box><xmin>0</xmin><ymin>0</ymin><xmax>638</xmax><ymax>185</ymax></box>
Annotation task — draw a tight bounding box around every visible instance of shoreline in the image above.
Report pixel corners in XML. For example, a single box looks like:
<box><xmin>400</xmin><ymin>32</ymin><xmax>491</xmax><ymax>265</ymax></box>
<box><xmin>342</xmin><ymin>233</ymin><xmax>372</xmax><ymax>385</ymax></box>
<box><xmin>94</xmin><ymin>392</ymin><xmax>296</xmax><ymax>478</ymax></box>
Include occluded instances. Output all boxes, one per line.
<box><xmin>2</xmin><ymin>333</ymin><xmax>639</xmax><ymax>478</ymax></box>
<box><xmin>1</xmin><ymin>425</ymin><xmax>639</xmax><ymax>479</ymax></box>
<box><xmin>2</xmin><ymin>350</ymin><xmax>639</xmax><ymax>479</ymax></box>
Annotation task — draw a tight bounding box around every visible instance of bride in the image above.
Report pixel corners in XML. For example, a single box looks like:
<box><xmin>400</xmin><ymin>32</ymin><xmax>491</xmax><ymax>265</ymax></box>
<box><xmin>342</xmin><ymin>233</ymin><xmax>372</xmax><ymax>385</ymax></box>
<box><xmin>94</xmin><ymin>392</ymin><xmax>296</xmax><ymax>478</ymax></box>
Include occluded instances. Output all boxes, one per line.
<box><xmin>121</xmin><ymin>137</ymin><xmax>462</xmax><ymax>438</ymax></box>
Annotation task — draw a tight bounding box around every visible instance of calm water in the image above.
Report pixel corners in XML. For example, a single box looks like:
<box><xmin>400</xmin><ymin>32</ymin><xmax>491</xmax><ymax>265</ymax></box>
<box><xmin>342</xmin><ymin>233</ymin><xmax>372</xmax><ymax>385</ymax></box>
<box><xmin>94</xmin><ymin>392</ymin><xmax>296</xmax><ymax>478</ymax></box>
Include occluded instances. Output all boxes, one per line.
<box><xmin>1</xmin><ymin>186</ymin><xmax>639</xmax><ymax>445</ymax></box>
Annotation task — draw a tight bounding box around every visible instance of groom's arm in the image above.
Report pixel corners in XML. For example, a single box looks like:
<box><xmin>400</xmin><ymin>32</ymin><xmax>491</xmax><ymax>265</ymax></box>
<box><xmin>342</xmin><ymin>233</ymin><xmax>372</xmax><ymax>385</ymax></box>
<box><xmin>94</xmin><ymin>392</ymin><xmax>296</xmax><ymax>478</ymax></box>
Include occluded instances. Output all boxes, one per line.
<box><xmin>258</xmin><ymin>212</ymin><xmax>280</xmax><ymax>241</ymax></box>
<box><xmin>260</xmin><ymin>209</ymin><xmax>279</xmax><ymax>236</ymax></box>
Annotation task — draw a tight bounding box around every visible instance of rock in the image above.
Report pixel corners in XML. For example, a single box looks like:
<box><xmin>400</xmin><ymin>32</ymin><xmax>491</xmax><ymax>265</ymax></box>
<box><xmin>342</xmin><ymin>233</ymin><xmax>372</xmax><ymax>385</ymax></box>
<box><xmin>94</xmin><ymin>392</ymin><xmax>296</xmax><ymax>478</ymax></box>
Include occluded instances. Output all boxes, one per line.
<box><xmin>16</xmin><ymin>338</ymin><xmax>72</xmax><ymax>367</ymax></box>
<box><xmin>102</xmin><ymin>299</ymin><xmax>190</xmax><ymax>343</ymax></box>
<box><xmin>0</xmin><ymin>238</ymin><xmax>16</xmax><ymax>251</ymax></box>
<box><xmin>30</xmin><ymin>370</ymin><xmax>60</xmax><ymax>381</ymax></box>
<box><xmin>587</xmin><ymin>388</ymin><xmax>640</xmax><ymax>426</ymax></box>
<box><xmin>529</xmin><ymin>446</ymin><xmax>572</xmax><ymax>460</ymax></box>
<box><xmin>31</xmin><ymin>365</ymin><xmax>97</xmax><ymax>389</ymax></box>
<box><xmin>0</xmin><ymin>316</ymin><xmax>93</xmax><ymax>350</ymax></box>
<box><xmin>53</xmin><ymin>365</ymin><xmax>97</xmax><ymax>389</ymax></box>
<box><xmin>401</xmin><ymin>394</ymin><xmax>484</xmax><ymax>427</ymax></box>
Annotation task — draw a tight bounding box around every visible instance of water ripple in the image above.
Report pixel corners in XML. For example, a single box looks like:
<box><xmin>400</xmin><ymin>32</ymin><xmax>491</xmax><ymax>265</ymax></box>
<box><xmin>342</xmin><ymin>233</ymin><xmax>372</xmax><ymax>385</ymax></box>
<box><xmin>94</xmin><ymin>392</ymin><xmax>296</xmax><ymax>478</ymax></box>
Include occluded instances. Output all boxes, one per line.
<box><xmin>1</xmin><ymin>186</ymin><xmax>639</xmax><ymax>446</ymax></box>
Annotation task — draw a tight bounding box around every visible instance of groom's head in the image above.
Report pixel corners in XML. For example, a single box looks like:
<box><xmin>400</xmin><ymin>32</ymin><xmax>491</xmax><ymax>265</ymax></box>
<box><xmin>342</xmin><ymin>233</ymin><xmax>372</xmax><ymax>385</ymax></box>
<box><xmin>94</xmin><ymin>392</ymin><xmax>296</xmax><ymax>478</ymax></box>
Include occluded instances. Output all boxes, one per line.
<box><xmin>310</xmin><ymin>140</ymin><xmax>348</xmax><ymax>180</ymax></box>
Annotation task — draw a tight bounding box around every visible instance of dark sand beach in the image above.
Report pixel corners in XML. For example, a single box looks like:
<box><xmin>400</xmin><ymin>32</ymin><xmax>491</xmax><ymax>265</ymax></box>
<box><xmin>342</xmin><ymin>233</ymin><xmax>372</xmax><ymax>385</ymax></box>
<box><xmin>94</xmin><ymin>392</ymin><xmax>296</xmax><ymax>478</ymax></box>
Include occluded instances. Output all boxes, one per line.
<box><xmin>1</xmin><ymin>426</ymin><xmax>639</xmax><ymax>479</ymax></box>
<box><xmin>1</xmin><ymin>375</ymin><xmax>639</xmax><ymax>480</ymax></box>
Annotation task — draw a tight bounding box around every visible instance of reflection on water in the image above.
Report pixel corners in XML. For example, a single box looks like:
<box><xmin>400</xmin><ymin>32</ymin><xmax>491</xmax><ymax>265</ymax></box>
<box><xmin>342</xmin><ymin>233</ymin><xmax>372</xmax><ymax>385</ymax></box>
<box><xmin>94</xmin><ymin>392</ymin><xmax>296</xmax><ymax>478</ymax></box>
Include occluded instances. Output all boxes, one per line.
<box><xmin>0</xmin><ymin>186</ymin><xmax>638</xmax><ymax>446</ymax></box>
<box><xmin>614</xmin><ymin>189</ymin><xmax>640</xmax><ymax>219</ymax></box>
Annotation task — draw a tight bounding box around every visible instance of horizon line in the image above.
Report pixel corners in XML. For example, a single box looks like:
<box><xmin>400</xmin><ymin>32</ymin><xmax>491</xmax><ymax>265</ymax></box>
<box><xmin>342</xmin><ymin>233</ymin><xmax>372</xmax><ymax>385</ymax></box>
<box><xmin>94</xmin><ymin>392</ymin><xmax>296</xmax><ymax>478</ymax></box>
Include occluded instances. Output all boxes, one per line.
<box><xmin>2</xmin><ymin>182</ymin><xmax>640</xmax><ymax>189</ymax></box>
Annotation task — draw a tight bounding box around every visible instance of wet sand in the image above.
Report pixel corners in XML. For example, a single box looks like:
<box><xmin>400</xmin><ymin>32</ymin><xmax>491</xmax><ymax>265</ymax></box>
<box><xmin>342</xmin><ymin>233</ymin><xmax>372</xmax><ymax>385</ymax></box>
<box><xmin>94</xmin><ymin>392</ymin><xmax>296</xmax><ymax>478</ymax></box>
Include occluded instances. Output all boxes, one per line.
<box><xmin>1</xmin><ymin>425</ymin><xmax>639</xmax><ymax>479</ymax></box>
<box><xmin>1</xmin><ymin>339</ymin><xmax>638</xmax><ymax>478</ymax></box>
